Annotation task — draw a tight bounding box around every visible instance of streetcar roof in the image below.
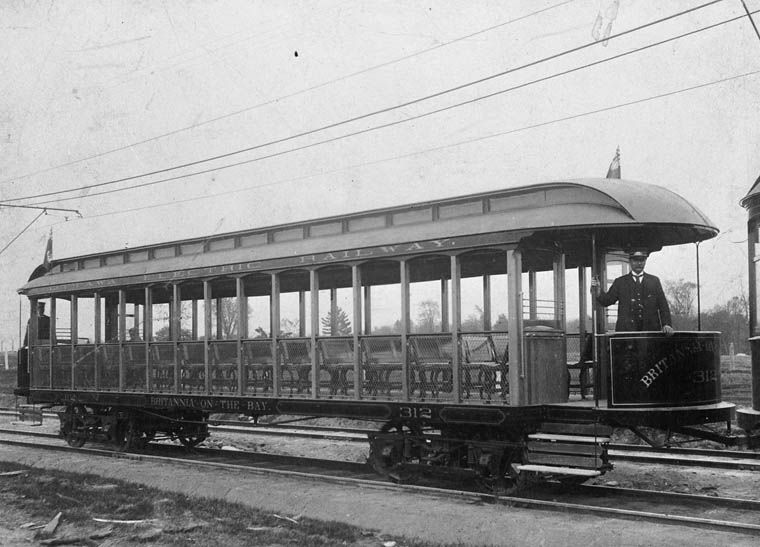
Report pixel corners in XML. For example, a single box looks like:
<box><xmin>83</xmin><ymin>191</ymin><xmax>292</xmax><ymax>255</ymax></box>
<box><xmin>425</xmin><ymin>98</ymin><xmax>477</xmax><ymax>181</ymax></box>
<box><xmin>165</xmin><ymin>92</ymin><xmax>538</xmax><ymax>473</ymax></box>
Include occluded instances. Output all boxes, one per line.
<box><xmin>741</xmin><ymin>173</ymin><xmax>760</xmax><ymax>207</ymax></box>
<box><xmin>20</xmin><ymin>178</ymin><xmax>718</xmax><ymax>295</ymax></box>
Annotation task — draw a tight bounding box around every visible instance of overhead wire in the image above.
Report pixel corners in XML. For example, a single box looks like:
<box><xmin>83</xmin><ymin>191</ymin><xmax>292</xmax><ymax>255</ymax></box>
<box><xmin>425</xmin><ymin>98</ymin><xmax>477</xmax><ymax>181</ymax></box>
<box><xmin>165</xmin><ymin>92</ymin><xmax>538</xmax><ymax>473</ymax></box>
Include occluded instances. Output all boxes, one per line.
<box><xmin>0</xmin><ymin>211</ymin><xmax>46</xmax><ymax>257</ymax></box>
<box><xmin>0</xmin><ymin>0</ymin><xmax>576</xmax><ymax>187</ymax></box>
<box><xmin>740</xmin><ymin>0</ymin><xmax>760</xmax><ymax>42</ymax></box>
<box><xmin>54</xmin><ymin>66</ymin><xmax>760</xmax><ymax>223</ymax></box>
<box><xmin>1</xmin><ymin>0</ymin><xmax>724</xmax><ymax>205</ymax></box>
<box><xmin>32</xmin><ymin>6</ymin><xmax>756</xmax><ymax>208</ymax></box>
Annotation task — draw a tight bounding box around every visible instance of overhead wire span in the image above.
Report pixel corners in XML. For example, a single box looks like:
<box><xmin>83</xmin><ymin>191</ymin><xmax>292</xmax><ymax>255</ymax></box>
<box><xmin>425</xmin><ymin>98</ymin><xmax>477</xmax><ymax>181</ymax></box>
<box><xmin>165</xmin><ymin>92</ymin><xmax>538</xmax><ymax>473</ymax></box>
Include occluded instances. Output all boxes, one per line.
<box><xmin>53</xmin><ymin>66</ymin><xmax>760</xmax><ymax>222</ymax></box>
<box><xmin>0</xmin><ymin>203</ymin><xmax>81</xmax><ymax>215</ymax></box>
<box><xmin>31</xmin><ymin>8</ymin><xmax>757</xmax><ymax>207</ymax></box>
<box><xmin>0</xmin><ymin>0</ymin><xmax>724</xmax><ymax>205</ymax></box>
<box><xmin>0</xmin><ymin>0</ymin><xmax>576</xmax><ymax>187</ymax></box>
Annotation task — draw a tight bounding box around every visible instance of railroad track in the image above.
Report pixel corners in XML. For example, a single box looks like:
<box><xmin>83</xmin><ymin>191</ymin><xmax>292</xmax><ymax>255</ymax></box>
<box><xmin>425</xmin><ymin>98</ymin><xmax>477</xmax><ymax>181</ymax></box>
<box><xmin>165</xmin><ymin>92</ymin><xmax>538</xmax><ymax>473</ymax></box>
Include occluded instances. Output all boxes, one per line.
<box><xmin>2</xmin><ymin>428</ymin><xmax>760</xmax><ymax>536</ymax></box>
<box><xmin>3</xmin><ymin>409</ymin><xmax>760</xmax><ymax>470</ymax></box>
<box><xmin>609</xmin><ymin>444</ymin><xmax>760</xmax><ymax>470</ymax></box>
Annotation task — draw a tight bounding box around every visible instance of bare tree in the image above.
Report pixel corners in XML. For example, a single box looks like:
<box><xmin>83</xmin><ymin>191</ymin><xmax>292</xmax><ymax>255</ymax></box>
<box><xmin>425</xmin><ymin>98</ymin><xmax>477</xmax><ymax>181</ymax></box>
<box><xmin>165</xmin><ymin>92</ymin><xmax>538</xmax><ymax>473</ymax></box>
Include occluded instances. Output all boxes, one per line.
<box><xmin>461</xmin><ymin>306</ymin><xmax>484</xmax><ymax>332</ymax></box>
<box><xmin>664</xmin><ymin>278</ymin><xmax>697</xmax><ymax>317</ymax></box>
<box><xmin>703</xmin><ymin>293</ymin><xmax>749</xmax><ymax>353</ymax></box>
<box><xmin>492</xmin><ymin>313</ymin><xmax>508</xmax><ymax>331</ymax></box>
<box><xmin>218</xmin><ymin>298</ymin><xmax>238</xmax><ymax>338</ymax></box>
<box><xmin>664</xmin><ymin>278</ymin><xmax>697</xmax><ymax>330</ymax></box>
<box><xmin>372</xmin><ymin>320</ymin><xmax>402</xmax><ymax>335</ymax></box>
<box><xmin>415</xmin><ymin>299</ymin><xmax>441</xmax><ymax>333</ymax></box>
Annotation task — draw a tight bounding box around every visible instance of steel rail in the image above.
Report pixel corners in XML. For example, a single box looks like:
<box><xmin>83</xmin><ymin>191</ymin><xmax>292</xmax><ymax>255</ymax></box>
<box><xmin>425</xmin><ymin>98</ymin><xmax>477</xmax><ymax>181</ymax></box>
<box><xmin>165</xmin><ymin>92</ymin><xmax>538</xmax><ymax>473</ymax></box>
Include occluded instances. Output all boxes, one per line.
<box><xmin>5</xmin><ymin>408</ymin><xmax>760</xmax><ymax>468</ymax></box>
<box><xmin>4</xmin><ymin>413</ymin><xmax>760</xmax><ymax>470</ymax></box>
<box><xmin>2</xmin><ymin>432</ymin><xmax>760</xmax><ymax>536</ymax></box>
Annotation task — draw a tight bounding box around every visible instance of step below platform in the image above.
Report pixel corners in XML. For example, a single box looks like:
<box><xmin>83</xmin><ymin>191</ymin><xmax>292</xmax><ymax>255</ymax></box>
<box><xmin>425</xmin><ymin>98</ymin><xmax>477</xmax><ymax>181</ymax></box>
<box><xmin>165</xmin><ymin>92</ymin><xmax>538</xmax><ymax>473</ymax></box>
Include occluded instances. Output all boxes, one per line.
<box><xmin>528</xmin><ymin>433</ymin><xmax>611</xmax><ymax>443</ymax></box>
<box><xmin>521</xmin><ymin>422</ymin><xmax>611</xmax><ymax>477</ymax></box>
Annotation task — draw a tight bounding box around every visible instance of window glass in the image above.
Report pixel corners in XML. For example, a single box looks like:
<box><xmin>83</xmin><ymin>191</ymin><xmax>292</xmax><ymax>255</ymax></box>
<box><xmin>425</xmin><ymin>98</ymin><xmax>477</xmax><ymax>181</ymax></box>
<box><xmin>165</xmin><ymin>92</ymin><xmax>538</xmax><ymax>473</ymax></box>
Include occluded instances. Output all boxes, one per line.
<box><xmin>280</xmin><ymin>291</ymin><xmax>309</xmax><ymax>337</ymax></box>
<box><xmin>439</xmin><ymin>200</ymin><xmax>483</xmax><ymax>219</ymax></box>
<box><xmin>210</xmin><ymin>297</ymin><xmax>238</xmax><ymax>340</ymax></box>
<box><xmin>100</xmin><ymin>292</ymin><xmax>120</xmax><ymax>342</ymax></box>
<box><xmin>54</xmin><ymin>297</ymin><xmax>72</xmax><ymax>343</ymax></box>
<box><xmin>76</xmin><ymin>295</ymin><xmax>96</xmax><ymax>344</ymax></box>
<box><xmin>125</xmin><ymin>289</ymin><xmax>145</xmax><ymax>341</ymax></box>
<box><xmin>247</xmin><ymin>295</ymin><xmax>271</xmax><ymax>338</ymax></box>
<box><xmin>522</xmin><ymin>270</ymin><xmax>556</xmax><ymax>323</ymax></box>
<box><xmin>460</xmin><ymin>276</ymin><xmax>485</xmax><ymax>332</ymax></box>
<box><xmin>410</xmin><ymin>280</ymin><xmax>442</xmax><ymax>333</ymax></box>
<box><xmin>150</xmin><ymin>286</ymin><xmax>172</xmax><ymax>341</ymax></box>
<box><xmin>368</xmin><ymin>284</ymin><xmax>400</xmax><ymax>334</ymax></box>
<box><xmin>318</xmin><ymin>287</ymin><xmax>353</xmax><ymax>336</ymax></box>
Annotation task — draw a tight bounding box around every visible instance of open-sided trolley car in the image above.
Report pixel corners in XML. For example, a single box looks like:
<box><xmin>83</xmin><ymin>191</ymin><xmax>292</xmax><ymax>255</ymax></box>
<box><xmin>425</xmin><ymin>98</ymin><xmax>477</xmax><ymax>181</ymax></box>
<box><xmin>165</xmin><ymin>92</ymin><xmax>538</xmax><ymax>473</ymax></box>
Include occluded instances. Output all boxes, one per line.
<box><xmin>16</xmin><ymin>178</ymin><xmax>734</xmax><ymax>487</ymax></box>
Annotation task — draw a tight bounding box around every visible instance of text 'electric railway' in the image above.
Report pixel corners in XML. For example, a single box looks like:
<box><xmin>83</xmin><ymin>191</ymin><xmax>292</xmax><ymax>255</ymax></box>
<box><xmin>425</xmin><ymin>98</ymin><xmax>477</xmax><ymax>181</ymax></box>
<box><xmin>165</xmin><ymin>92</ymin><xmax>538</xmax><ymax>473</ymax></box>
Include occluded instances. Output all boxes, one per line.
<box><xmin>15</xmin><ymin>178</ymin><xmax>734</xmax><ymax>488</ymax></box>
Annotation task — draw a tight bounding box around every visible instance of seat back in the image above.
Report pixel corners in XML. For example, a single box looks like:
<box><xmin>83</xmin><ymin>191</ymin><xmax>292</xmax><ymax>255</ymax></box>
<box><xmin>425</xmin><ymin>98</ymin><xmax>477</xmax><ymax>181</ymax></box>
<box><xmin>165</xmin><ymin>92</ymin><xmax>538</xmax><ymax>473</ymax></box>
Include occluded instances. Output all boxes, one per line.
<box><xmin>279</xmin><ymin>339</ymin><xmax>312</xmax><ymax>365</ymax></box>
<box><xmin>319</xmin><ymin>338</ymin><xmax>354</xmax><ymax>365</ymax></box>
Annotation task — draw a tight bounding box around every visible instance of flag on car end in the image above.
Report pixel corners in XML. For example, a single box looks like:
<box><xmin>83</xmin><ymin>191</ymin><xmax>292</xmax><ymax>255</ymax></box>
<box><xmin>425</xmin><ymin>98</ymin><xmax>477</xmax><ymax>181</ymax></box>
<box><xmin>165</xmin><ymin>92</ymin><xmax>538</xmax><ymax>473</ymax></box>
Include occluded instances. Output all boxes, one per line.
<box><xmin>42</xmin><ymin>230</ymin><xmax>53</xmax><ymax>270</ymax></box>
<box><xmin>606</xmin><ymin>147</ymin><xmax>621</xmax><ymax>179</ymax></box>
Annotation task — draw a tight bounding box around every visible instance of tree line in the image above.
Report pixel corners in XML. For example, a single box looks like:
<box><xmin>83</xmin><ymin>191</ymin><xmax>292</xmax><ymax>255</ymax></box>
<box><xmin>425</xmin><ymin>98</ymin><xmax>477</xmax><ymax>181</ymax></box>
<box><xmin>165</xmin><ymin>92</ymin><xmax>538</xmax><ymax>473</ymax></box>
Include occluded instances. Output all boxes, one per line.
<box><xmin>664</xmin><ymin>279</ymin><xmax>749</xmax><ymax>354</ymax></box>
<box><xmin>151</xmin><ymin>283</ymin><xmax>751</xmax><ymax>354</ymax></box>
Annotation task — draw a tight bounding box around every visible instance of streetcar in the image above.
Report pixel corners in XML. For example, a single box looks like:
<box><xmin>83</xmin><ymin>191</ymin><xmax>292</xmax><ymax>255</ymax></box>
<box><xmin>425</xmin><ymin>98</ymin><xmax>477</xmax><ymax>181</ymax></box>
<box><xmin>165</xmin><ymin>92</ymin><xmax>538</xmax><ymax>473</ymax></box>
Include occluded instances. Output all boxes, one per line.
<box><xmin>738</xmin><ymin>175</ymin><xmax>760</xmax><ymax>433</ymax></box>
<box><xmin>16</xmin><ymin>178</ymin><xmax>733</xmax><ymax>488</ymax></box>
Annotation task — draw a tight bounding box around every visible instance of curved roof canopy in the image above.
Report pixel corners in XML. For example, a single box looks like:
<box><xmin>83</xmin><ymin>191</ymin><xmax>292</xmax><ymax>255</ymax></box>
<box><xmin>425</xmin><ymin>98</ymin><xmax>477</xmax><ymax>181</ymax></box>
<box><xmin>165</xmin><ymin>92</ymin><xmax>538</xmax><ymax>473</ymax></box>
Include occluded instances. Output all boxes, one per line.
<box><xmin>20</xmin><ymin>178</ymin><xmax>718</xmax><ymax>295</ymax></box>
<box><xmin>741</xmin><ymin>173</ymin><xmax>760</xmax><ymax>208</ymax></box>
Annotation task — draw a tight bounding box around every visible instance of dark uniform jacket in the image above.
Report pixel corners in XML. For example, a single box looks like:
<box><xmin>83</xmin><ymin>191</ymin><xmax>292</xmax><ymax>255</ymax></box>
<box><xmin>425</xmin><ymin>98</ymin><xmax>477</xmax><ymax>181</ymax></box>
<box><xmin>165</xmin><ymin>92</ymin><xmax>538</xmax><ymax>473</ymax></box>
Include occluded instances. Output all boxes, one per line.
<box><xmin>22</xmin><ymin>315</ymin><xmax>50</xmax><ymax>347</ymax></box>
<box><xmin>596</xmin><ymin>272</ymin><xmax>671</xmax><ymax>332</ymax></box>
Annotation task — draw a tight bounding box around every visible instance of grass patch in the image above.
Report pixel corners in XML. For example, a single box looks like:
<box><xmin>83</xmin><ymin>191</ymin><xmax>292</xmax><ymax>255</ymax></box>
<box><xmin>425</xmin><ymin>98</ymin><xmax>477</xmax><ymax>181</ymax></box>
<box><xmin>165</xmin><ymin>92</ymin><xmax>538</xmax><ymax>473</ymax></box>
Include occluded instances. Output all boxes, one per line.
<box><xmin>0</xmin><ymin>461</ymin><xmax>457</xmax><ymax>546</ymax></box>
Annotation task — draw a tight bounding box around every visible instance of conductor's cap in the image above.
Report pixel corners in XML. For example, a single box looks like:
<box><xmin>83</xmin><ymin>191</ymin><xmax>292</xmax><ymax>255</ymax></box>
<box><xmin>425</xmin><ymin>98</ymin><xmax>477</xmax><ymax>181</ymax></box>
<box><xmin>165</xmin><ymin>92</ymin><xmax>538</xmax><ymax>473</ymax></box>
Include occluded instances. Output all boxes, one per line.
<box><xmin>629</xmin><ymin>249</ymin><xmax>649</xmax><ymax>259</ymax></box>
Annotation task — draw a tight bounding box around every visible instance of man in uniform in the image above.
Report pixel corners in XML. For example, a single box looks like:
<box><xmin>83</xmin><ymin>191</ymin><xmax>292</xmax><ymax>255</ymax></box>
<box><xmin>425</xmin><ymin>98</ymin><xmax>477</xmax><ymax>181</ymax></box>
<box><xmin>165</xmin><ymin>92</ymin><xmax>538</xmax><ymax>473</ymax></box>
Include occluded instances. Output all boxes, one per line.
<box><xmin>22</xmin><ymin>301</ymin><xmax>51</xmax><ymax>346</ymax></box>
<box><xmin>593</xmin><ymin>250</ymin><xmax>674</xmax><ymax>335</ymax></box>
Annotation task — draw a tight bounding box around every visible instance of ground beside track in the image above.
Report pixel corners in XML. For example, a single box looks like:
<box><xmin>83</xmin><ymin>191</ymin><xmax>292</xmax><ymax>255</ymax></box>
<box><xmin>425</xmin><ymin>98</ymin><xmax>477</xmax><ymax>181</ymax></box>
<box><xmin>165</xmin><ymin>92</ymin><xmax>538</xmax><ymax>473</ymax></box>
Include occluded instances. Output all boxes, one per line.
<box><xmin>2</xmin><ymin>356</ymin><xmax>760</xmax><ymax>545</ymax></box>
<box><xmin>2</xmin><ymin>444</ymin><xmax>760</xmax><ymax>546</ymax></box>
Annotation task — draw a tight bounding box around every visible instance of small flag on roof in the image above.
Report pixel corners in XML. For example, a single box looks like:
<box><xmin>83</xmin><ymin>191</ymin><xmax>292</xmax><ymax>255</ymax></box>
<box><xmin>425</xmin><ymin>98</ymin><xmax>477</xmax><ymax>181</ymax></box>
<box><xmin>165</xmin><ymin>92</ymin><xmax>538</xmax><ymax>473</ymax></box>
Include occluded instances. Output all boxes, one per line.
<box><xmin>42</xmin><ymin>229</ymin><xmax>53</xmax><ymax>270</ymax></box>
<box><xmin>606</xmin><ymin>147</ymin><xmax>621</xmax><ymax>179</ymax></box>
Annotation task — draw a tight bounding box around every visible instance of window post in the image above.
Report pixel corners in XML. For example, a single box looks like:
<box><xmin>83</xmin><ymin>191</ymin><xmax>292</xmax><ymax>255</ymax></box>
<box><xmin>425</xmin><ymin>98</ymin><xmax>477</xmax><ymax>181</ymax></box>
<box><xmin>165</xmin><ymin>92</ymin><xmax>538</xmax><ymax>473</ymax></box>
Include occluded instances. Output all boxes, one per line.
<box><xmin>310</xmin><ymin>269</ymin><xmax>319</xmax><ymax>396</ymax></box>
<box><xmin>400</xmin><ymin>260</ymin><xmax>410</xmax><ymax>401</ymax></box>
<box><xmin>118</xmin><ymin>289</ymin><xmax>126</xmax><ymax>391</ymax></box>
<box><xmin>94</xmin><ymin>292</ymin><xmax>101</xmax><ymax>389</ymax></box>
<box><xmin>507</xmin><ymin>249</ymin><xmax>524</xmax><ymax>406</ymax></box>
<box><xmin>172</xmin><ymin>283</ymin><xmax>180</xmax><ymax>393</ymax></box>
<box><xmin>553</xmin><ymin>252</ymin><xmax>566</xmax><ymax>330</ymax></box>
<box><xmin>236</xmin><ymin>276</ymin><xmax>245</xmax><ymax>396</ymax></box>
<box><xmin>204</xmin><ymin>280</ymin><xmax>212</xmax><ymax>394</ymax></box>
<box><xmin>49</xmin><ymin>297</ymin><xmax>56</xmax><ymax>389</ymax></box>
<box><xmin>450</xmin><ymin>255</ymin><xmax>461</xmax><ymax>403</ymax></box>
<box><xmin>144</xmin><ymin>287</ymin><xmax>152</xmax><ymax>390</ymax></box>
<box><xmin>352</xmin><ymin>264</ymin><xmax>362</xmax><ymax>397</ymax></box>
<box><xmin>483</xmin><ymin>275</ymin><xmax>492</xmax><ymax>331</ymax></box>
<box><xmin>271</xmin><ymin>273</ymin><xmax>281</xmax><ymax>397</ymax></box>
<box><xmin>70</xmin><ymin>295</ymin><xmax>77</xmax><ymax>389</ymax></box>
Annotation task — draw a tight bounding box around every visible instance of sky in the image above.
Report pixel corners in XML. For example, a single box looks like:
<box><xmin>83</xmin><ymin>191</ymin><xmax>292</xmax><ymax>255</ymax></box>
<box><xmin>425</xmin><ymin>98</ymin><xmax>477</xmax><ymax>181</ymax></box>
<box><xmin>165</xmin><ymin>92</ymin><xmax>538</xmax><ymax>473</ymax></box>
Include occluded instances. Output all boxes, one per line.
<box><xmin>1</xmin><ymin>0</ymin><xmax>759</xmax><ymax>348</ymax></box>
